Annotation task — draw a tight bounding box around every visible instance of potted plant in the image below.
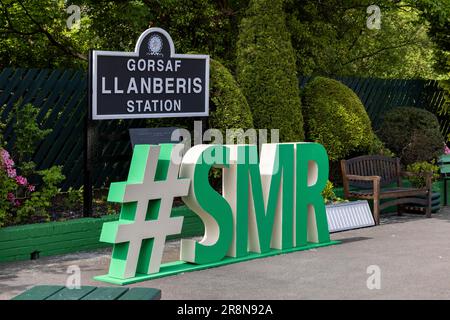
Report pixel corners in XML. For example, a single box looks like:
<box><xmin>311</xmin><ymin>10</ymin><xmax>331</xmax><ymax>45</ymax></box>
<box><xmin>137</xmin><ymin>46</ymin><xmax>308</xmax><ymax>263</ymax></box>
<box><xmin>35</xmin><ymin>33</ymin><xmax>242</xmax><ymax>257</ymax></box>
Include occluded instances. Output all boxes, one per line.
<box><xmin>404</xmin><ymin>161</ymin><xmax>441</xmax><ymax>213</ymax></box>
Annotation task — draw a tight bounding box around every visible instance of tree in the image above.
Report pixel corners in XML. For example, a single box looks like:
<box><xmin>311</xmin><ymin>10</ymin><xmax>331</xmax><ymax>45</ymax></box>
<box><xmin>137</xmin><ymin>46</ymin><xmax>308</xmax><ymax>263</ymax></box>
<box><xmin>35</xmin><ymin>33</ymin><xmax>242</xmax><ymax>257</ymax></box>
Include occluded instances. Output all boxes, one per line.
<box><xmin>0</xmin><ymin>0</ymin><xmax>248</xmax><ymax>70</ymax></box>
<box><xmin>412</xmin><ymin>0</ymin><xmax>450</xmax><ymax>74</ymax></box>
<box><xmin>285</xmin><ymin>0</ymin><xmax>445</xmax><ymax>79</ymax></box>
<box><xmin>302</xmin><ymin>77</ymin><xmax>375</xmax><ymax>161</ymax></box>
<box><xmin>236</xmin><ymin>0</ymin><xmax>304</xmax><ymax>142</ymax></box>
<box><xmin>209</xmin><ymin>58</ymin><xmax>253</xmax><ymax>136</ymax></box>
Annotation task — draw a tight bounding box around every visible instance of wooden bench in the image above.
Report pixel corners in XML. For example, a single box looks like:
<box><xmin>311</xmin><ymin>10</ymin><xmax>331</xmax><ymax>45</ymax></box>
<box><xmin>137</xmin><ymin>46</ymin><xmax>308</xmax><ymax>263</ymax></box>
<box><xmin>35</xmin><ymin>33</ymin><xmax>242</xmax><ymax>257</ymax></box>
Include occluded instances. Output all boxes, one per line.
<box><xmin>340</xmin><ymin>155</ymin><xmax>432</xmax><ymax>225</ymax></box>
<box><xmin>11</xmin><ymin>285</ymin><xmax>161</xmax><ymax>300</ymax></box>
<box><xmin>438</xmin><ymin>154</ymin><xmax>450</xmax><ymax>206</ymax></box>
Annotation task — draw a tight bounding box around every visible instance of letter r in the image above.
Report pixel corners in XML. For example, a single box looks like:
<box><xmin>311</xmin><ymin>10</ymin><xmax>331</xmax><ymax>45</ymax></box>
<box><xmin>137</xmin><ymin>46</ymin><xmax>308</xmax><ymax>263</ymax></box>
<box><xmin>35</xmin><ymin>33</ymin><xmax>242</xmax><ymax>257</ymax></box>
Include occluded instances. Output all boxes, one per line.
<box><xmin>295</xmin><ymin>143</ymin><xmax>330</xmax><ymax>246</ymax></box>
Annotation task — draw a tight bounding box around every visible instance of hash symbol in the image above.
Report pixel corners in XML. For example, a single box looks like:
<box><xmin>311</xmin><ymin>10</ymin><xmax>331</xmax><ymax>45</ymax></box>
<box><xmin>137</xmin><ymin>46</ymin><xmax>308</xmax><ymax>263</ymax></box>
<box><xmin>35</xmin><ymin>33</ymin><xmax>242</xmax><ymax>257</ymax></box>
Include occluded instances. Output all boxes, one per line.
<box><xmin>100</xmin><ymin>144</ymin><xmax>189</xmax><ymax>279</ymax></box>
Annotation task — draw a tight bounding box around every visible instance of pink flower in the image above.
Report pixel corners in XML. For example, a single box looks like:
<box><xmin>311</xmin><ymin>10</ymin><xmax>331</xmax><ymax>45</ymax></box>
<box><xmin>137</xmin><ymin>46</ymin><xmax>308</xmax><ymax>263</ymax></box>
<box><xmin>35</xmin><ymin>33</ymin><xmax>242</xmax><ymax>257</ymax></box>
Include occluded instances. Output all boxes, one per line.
<box><xmin>14</xmin><ymin>200</ymin><xmax>21</xmax><ymax>207</ymax></box>
<box><xmin>0</xmin><ymin>149</ymin><xmax>14</xmax><ymax>169</ymax></box>
<box><xmin>15</xmin><ymin>175</ymin><xmax>27</xmax><ymax>186</ymax></box>
<box><xmin>7</xmin><ymin>168</ymin><xmax>16</xmax><ymax>178</ymax></box>
<box><xmin>7</xmin><ymin>192</ymin><xmax>15</xmax><ymax>202</ymax></box>
<box><xmin>445</xmin><ymin>144</ymin><xmax>450</xmax><ymax>155</ymax></box>
<box><xmin>28</xmin><ymin>184</ymin><xmax>35</xmax><ymax>192</ymax></box>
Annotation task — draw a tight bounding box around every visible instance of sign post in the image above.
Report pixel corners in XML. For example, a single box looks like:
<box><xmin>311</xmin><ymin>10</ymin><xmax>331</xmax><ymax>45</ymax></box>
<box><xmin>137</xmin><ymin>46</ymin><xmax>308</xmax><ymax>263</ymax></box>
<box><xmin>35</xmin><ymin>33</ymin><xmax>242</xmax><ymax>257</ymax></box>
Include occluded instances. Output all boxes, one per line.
<box><xmin>85</xmin><ymin>27</ymin><xmax>209</xmax><ymax>216</ymax></box>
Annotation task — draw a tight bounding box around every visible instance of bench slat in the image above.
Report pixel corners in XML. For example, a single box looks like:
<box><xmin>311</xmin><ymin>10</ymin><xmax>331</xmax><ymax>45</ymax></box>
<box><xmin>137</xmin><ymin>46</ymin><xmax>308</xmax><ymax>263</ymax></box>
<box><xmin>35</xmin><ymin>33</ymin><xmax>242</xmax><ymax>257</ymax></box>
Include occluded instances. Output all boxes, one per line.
<box><xmin>12</xmin><ymin>285</ymin><xmax>64</xmax><ymax>300</ymax></box>
<box><xmin>46</xmin><ymin>286</ymin><xmax>96</xmax><ymax>300</ymax></box>
<box><xmin>81</xmin><ymin>287</ymin><xmax>128</xmax><ymax>300</ymax></box>
<box><xmin>118</xmin><ymin>287</ymin><xmax>161</xmax><ymax>300</ymax></box>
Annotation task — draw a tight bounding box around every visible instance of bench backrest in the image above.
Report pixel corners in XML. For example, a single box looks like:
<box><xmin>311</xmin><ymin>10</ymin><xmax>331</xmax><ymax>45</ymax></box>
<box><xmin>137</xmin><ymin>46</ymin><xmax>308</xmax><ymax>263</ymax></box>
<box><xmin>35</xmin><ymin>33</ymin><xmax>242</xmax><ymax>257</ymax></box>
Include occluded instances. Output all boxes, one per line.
<box><xmin>341</xmin><ymin>155</ymin><xmax>401</xmax><ymax>188</ymax></box>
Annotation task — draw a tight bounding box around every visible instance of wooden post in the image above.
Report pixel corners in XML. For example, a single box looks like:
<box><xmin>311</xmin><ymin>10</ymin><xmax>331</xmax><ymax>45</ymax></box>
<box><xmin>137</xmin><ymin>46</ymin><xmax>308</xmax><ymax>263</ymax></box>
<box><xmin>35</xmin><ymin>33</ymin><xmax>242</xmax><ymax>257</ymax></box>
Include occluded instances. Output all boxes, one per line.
<box><xmin>84</xmin><ymin>50</ymin><xmax>94</xmax><ymax>217</ymax></box>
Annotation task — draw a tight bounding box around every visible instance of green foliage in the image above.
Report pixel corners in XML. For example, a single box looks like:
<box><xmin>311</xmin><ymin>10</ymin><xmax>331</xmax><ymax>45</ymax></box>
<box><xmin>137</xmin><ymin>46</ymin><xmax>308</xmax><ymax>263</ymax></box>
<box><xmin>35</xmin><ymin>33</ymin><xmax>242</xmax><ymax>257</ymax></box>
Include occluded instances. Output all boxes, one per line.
<box><xmin>439</xmin><ymin>80</ymin><xmax>450</xmax><ymax>116</ymax></box>
<box><xmin>236</xmin><ymin>0</ymin><xmax>304</xmax><ymax>142</ymax></box>
<box><xmin>321</xmin><ymin>180</ymin><xmax>346</xmax><ymax>205</ymax></box>
<box><xmin>301</xmin><ymin>77</ymin><xmax>375</xmax><ymax>161</ymax></box>
<box><xmin>62</xmin><ymin>187</ymin><xmax>83</xmax><ymax>210</ymax></box>
<box><xmin>378</xmin><ymin>107</ymin><xmax>445</xmax><ymax>165</ymax></box>
<box><xmin>0</xmin><ymin>102</ymin><xmax>65</xmax><ymax>227</ymax></box>
<box><xmin>321</xmin><ymin>180</ymin><xmax>336</xmax><ymax>204</ymax></box>
<box><xmin>1</xmin><ymin>0</ymin><xmax>449</xmax><ymax>80</ymax></box>
<box><xmin>145</xmin><ymin>57</ymin><xmax>254</xmax><ymax>142</ymax></box>
<box><xmin>15</xmin><ymin>166</ymin><xmax>65</xmax><ymax>223</ymax></box>
<box><xmin>285</xmin><ymin>0</ymin><xmax>444</xmax><ymax>79</ymax></box>
<box><xmin>11</xmin><ymin>103</ymin><xmax>51</xmax><ymax>163</ymax></box>
<box><xmin>0</xmin><ymin>161</ymin><xmax>16</xmax><ymax>226</ymax></box>
<box><xmin>0</xmin><ymin>0</ymin><xmax>248</xmax><ymax>70</ymax></box>
<box><xmin>368</xmin><ymin>135</ymin><xmax>395</xmax><ymax>157</ymax></box>
<box><xmin>413</xmin><ymin>0</ymin><xmax>450</xmax><ymax>74</ymax></box>
<box><xmin>406</xmin><ymin>161</ymin><xmax>440</xmax><ymax>188</ymax></box>
<box><xmin>209</xmin><ymin>58</ymin><xmax>253</xmax><ymax>140</ymax></box>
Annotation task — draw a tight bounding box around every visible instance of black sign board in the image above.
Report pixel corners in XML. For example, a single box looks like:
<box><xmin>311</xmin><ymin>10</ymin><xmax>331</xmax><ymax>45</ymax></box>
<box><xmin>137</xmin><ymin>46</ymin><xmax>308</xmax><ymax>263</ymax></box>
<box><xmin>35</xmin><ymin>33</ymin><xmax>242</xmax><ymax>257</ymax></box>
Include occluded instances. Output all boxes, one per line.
<box><xmin>90</xmin><ymin>28</ymin><xmax>209</xmax><ymax>120</ymax></box>
<box><xmin>129</xmin><ymin>127</ymin><xmax>180</xmax><ymax>148</ymax></box>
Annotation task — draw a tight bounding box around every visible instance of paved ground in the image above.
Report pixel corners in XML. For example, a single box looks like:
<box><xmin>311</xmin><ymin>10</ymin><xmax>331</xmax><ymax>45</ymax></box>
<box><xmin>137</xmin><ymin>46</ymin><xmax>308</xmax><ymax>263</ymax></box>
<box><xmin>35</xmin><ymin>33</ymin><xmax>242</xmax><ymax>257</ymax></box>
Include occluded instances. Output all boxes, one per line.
<box><xmin>1</xmin><ymin>209</ymin><xmax>450</xmax><ymax>300</ymax></box>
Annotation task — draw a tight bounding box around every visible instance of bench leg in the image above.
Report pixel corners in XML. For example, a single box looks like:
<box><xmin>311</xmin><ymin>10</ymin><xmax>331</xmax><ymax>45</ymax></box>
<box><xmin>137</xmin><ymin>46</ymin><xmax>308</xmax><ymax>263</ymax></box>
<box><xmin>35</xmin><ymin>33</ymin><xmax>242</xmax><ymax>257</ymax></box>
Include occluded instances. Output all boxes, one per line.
<box><xmin>445</xmin><ymin>179</ymin><xmax>448</xmax><ymax>206</ymax></box>
<box><xmin>397</xmin><ymin>204</ymin><xmax>404</xmax><ymax>216</ymax></box>
<box><xmin>373</xmin><ymin>199</ymin><xmax>380</xmax><ymax>225</ymax></box>
<box><xmin>426</xmin><ymin>191</ymin><xmax>432</xmax><ymax>218</ymax></box>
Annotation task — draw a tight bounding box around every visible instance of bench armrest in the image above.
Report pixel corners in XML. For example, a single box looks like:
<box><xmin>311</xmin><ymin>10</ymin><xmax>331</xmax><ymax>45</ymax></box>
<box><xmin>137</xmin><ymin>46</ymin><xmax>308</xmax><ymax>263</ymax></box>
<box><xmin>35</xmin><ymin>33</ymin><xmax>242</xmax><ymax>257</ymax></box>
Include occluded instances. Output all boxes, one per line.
<box><xmin>346</xmin><ymin>174</ymin><xmax>381</xmax><ymax>182</ymax></box>
<box><xmin>342</xmin><ymin>175</ymin><xmax>381</xmax><ymax>199</ymax></box>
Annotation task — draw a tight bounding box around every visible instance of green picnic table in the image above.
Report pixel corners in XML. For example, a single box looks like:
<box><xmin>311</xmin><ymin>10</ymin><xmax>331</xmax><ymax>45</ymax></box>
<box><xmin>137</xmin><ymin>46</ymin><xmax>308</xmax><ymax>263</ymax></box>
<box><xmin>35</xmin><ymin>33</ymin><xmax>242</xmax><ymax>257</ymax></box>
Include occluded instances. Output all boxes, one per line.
<box><xmin>11</xmin><ymin>285</ymin><xmax>161</xmax><ymax>300</ymax></box>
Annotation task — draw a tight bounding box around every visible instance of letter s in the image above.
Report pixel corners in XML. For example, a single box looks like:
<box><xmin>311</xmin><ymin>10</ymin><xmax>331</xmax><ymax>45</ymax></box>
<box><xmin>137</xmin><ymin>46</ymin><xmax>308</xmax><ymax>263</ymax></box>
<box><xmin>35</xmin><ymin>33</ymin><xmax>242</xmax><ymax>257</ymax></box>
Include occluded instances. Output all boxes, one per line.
<box><xmin>179</xmin><ymin>144</ymin><xmax>233</xmax><ymax>264</ymax></box>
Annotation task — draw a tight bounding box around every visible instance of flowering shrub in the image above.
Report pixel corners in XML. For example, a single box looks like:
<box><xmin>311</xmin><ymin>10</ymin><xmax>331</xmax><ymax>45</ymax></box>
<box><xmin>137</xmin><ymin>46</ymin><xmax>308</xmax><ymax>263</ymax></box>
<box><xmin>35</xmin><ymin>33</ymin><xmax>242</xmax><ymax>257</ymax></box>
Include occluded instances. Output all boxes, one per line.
<box><xmin>0</xmin><ymin>148</ymin><xmax>35</xmax><ymax>226</ymax></box>
<box><xmin>0</xmin><ymin>102</ymin><xmax>65</xmax><ymax>227</ymax></box>
<box><xmin>0</xmin><ymin>146</ymin><xmax>64</xmax><ymax>226</ymax></box>
<box><xmin>444</xmin><ymin>144</ymin><xmax>450</xmax><ymax>155</ymax></box>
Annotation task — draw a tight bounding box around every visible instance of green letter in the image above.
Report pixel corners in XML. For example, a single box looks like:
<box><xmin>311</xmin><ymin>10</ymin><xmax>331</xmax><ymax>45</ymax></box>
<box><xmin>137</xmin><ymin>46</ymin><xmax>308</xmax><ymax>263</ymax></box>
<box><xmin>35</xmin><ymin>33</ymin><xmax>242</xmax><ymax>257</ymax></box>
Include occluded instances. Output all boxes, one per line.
<box><xmin>295</xmin><ymin>143</ymin><xmax>330</xmax><ymax>246</ymax></box>
<box><xmin>179</xmin><ymin>145</ymin><xmax>233</xmax><ymax>264</ymax></box>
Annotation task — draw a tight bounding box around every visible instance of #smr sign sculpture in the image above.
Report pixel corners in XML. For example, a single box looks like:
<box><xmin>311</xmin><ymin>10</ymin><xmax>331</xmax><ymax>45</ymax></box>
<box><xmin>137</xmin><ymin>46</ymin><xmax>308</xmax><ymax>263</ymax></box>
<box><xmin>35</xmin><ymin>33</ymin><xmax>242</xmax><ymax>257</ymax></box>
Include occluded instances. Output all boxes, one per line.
<box><xmin>95</xmin><ymin>142</ymin><xmax>338</xmax><ymax>285</ymax></box>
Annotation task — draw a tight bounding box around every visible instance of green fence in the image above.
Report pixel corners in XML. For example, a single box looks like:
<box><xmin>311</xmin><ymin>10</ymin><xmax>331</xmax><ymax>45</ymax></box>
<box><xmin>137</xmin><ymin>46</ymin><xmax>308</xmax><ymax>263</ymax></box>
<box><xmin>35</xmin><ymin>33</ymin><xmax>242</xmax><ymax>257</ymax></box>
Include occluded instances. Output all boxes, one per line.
<box><xmin>0</xmin><ymin>68</ymin><xmax>147</xmax><ymax>190</ymax></box>
<box><xmin>0</xmin><ymin>68</ymin><xmax>448</xmax><ymax>190</ymax></box>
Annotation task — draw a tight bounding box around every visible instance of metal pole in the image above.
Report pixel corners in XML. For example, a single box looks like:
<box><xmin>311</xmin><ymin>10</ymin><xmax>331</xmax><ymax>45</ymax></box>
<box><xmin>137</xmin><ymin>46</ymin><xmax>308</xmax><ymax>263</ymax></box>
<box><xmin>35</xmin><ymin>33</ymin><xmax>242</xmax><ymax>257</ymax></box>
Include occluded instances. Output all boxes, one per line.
<box><xmin>84</xmin><ymin>50</ymin><xmax>94</xmax><ymax>217</ymax></box>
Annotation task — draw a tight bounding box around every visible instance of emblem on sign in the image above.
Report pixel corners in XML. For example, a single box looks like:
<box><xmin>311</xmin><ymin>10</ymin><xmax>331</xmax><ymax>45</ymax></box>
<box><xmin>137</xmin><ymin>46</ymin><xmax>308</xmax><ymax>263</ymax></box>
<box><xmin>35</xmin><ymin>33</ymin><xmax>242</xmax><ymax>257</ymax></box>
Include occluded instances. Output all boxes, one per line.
<box><xmin>148</xmin><ymin>35</ymin><xmax>163</xmax><ymax>56</ymax></box>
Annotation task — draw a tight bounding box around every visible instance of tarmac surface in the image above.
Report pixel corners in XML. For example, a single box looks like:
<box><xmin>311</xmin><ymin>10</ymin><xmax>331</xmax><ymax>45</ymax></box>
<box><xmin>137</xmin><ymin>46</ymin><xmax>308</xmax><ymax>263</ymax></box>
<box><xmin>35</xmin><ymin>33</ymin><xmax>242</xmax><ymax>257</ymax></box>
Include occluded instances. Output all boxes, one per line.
<box><xmin>1</xmin><ymin>209</ymin><xmax>450</xmax><ymax>300</ymax></box>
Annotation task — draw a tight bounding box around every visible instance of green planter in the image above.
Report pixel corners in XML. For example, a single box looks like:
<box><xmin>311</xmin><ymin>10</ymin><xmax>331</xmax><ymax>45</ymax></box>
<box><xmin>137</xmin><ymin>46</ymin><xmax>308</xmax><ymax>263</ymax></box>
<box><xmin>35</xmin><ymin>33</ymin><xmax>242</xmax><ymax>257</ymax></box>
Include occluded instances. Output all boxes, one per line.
<box><xmin>0</xmin><ymin>206</ymin><xmax>201</xmax><ymax>263</ymax></box>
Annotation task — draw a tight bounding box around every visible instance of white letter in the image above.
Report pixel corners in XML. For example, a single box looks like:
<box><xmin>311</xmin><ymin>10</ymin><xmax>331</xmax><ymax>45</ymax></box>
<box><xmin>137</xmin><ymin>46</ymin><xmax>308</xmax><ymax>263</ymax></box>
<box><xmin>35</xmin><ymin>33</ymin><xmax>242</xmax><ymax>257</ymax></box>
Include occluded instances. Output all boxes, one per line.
<box><xmin>166</xmin><ymin>78</ymin><xmax>174</xmax><ymax>94</ymax></box>
<box><xmin>193</xmin><ymin>77</ymin><xmax>202</xmax><ymax>93</ymax></box>
<box><xmin>157</xmin><ymin>60</ymin><xmax>164</xmax><ymax>72</ymax></box>
<box><xmin>166</xmin><ymin>60</ymin><xmax>173</xmax><ymax>72</ymax></box>
<box><xmin>127</xmin><ymin>77</ymin><xmax>138</xmax><ymax>94</ymax></box>
<box><xmin>175</xmin><ymin>60</ymin><xmax>181</xmax><ymax>71</ymax></box>
<box><xmin>127</xmin><ymin>100</ymin><xmax>134</xmax><ymax>112</ymax></box>
<box><xmin>127</xmin><ymin>59</ymin><xmax>136</xmax><ymax>71</ymax></box>
<box><xmin>114</xmin><ymin>77</ymin><xmax>123</xmax><ymax>94</ymax></box>
<box><xmin>102</xmin><ymin>77</ymin><xmax>111</xmax><ymax>94</ymax></box>
<box><xmin>153</xmin><ymin>78</ymin><xmax>163</xmax><ymax>94</ymax></box>
<box><xmin>176</xmin><ymin>78</ymin><xmax>186</xmax><ymax>94</ymax></box>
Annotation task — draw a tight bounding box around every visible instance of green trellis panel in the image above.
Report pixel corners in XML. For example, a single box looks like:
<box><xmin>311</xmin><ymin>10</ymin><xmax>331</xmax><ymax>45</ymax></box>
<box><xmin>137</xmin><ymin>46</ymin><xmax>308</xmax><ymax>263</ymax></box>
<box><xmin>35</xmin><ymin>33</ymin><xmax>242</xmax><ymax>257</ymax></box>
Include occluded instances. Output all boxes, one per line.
<box><xmin>0</xmin><ymin>68</ymin><xmax>447</xmax><ymax>191</ymax></box>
